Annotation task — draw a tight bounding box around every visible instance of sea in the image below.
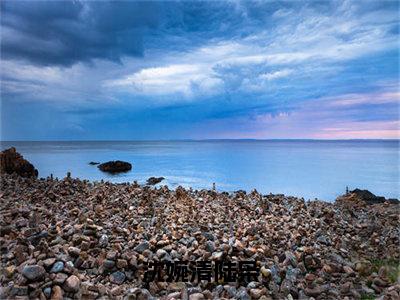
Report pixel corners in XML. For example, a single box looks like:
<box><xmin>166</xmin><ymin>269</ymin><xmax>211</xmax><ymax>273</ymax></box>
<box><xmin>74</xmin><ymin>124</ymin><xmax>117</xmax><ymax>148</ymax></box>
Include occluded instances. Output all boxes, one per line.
<box><xmin>1</xmin><ymin>140</ymin><xmax>398</xmax><ymax>202</ymax></box>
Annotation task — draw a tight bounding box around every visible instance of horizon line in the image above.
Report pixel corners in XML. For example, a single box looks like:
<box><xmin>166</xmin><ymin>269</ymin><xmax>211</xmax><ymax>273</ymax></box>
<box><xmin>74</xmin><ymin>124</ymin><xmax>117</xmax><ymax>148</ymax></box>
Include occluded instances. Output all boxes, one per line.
<box><xmin>1</xmin><ymin>138</ymin><xmax>399</xmax><ymax>143</ymax></box>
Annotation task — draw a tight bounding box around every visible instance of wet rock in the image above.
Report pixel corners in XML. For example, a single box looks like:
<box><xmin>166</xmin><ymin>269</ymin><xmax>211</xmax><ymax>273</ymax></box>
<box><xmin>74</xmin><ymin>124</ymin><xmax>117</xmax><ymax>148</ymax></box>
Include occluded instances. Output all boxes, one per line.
<box><xmin>22</xmin><ymin>265</ymin><xmax>46</xmax><ymax>281</ymax></box>
<box><xmin>0</xmin><ymin>147</ymin><xmax>38</xmax><ymax>177</ymax></box>
<box><xmin>98</xmin><ymin>160</ymin><xmax>132</xmax><ymax>173</ymax></box>
<box><xmin>147</xmin><ymin>177</ymin><xmax>165</xmax><ymax>185</ymax></box>
<box><xmin>89</xmin><ymin>161</ymin><xmax>100</xmax><ymax>165</ymax></box>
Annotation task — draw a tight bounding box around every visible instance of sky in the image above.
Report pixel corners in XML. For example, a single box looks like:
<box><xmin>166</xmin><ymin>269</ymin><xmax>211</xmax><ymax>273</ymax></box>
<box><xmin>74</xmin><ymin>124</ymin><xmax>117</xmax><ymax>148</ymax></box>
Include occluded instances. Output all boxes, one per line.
<box><xmin>0</xmin><ymin>0</ymin><xmax>399</xmax><ymax>140</ymax></box>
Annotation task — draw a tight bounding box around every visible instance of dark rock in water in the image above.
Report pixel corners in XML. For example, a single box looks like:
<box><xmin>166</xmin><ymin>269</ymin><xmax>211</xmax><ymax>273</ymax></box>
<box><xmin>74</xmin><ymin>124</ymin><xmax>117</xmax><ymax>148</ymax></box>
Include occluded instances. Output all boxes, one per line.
<box><xmin>98</xmin><ymin>161</ymin><xmax>132</xmax><ymax>173</ymax></box>
<box><xmin>89</xmin><ymin>161</ymin><xmax>100</xmax><ymax>165</ymax></box>
<box><xmin>0</xmin><ymin>147</ymin><xmax>38</xmax><ymax>178</ymax></box>
<box><xmin>146</xmin><ymin>176</ymin><xmax>165</xmax><ymax>185</ymax></box>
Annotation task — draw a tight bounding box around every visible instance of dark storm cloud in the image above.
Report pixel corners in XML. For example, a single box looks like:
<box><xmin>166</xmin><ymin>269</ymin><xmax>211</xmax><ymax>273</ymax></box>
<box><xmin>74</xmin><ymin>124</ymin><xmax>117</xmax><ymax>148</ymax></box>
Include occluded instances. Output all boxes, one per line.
<box><xmin>0</xmin><ymin>1</ymin><xmax>161</xmax><ymax>66</ymax></box>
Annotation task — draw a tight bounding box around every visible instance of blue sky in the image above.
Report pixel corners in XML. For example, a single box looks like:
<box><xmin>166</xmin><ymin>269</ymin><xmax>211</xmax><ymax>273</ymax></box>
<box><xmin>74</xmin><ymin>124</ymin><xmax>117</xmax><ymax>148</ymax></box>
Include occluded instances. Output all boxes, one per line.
<box><xmin>1</xmin><ymin>0</ymin><xmax>399</xmax><ymax>140</ymax></box>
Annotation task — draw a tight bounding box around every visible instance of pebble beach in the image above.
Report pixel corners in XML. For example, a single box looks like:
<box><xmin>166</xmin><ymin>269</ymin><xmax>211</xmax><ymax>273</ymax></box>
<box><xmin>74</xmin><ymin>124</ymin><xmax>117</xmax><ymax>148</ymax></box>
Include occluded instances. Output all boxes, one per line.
<box><xmin>0</xmin><ymin>173</ymin><xmax>399</xmax><ymax>300</ymax></box>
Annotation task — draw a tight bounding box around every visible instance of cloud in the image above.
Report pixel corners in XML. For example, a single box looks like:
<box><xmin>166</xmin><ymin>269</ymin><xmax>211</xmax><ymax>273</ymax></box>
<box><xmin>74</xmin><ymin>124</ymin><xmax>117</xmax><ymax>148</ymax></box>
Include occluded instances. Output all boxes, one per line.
<box><xmin>0</xmin><ymin>0</ymin><xmax>399</xmax><ymax>140</ymax></box>
<box><xmin>259</xmin><ymin>69</ymin><xmax>293</xmax><ymax>81</ymax></box>
<box><xmin>105</xmin><ymin>64</ymin><xmax>222</xmax><ymax>97</ymax></box>
<box><xmin>0</xmin><ymin>1</ymin><xmax>161</xmax><ymax>66</ymax></box>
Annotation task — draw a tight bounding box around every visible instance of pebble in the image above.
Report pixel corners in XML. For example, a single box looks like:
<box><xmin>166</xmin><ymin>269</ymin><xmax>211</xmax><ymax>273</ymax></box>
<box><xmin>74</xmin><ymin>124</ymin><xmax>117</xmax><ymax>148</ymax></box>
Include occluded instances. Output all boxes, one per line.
<box><xmin>110</xmin><ymin>271</ymin><xmax>126</xmax><ymax>284</ymax></box>
<box><xmin>50</xmin><ymin>261</ymin><xmax>64</xmax><ymax>273</ymax></box>
<box><xmin>63</xmin><ymin>275</ymin><xmax>80</xmax><ymax>292</ymax></box>
<box><xmin>0</xmin><ymin>173</ymin><xmax>398</xmax><ymax>300</ymax></box>
<box><xmin>134</xmin><ymin>241</ymin><xmax>150</xmax><ymax>253</ymax></box>
<box><xmin>22</xmin><ymin>265</ymin><xmax>46</xmax><ymax>281</ymax></box>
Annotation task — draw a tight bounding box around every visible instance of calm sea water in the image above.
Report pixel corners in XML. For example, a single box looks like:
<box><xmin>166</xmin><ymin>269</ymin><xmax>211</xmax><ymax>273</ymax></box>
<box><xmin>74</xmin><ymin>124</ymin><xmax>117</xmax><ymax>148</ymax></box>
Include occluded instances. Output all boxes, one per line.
<box><xmin>1</xmin><ymin>140</ymin><xmax>398</xmax><ymax>201</ymax></box>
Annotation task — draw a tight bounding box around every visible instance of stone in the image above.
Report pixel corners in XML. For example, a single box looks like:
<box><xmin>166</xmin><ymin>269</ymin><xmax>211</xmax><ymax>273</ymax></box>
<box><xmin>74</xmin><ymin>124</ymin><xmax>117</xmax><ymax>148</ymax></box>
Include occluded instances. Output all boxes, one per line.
<box><xmin>189</xmin><ymin>293</ymin><xmax>205</xmax><ymax>300</ymax></box>
<box><xmin>50</xmin><ymin>261</ymin><xmax>64</xmax><ymax>273</ymax></box>
<box><xmin>110</xmin><ymin>271</ymin><xmax>126</xmax><ymax>284</ymax></box>
<box><xmin>211</xmin><ymin>251</ymin><xmax>223</xmax><ymax>260</ymax></box>
<box><xmin>50</xmin><ymin>285</ymin><xmax>63</xmax><ymax>300</ymax></box>
<box><xmin>205</xmin><ymin>241</ymin><xmax>215</xmax><ymax>253</ymax></box>
<box><xmin>103</xmin><ymin>259</ymin><xmax>115</xmax><ymax>270</ymax></box>
<box><xmin>134</xmin><ymin>241</ymin><xmax>150</xmax><ymax>253</ymax></box>
<box><xmin>43</xmin><ymin>287</ymin><xmax>52</xmax><ymax>298</ymax></box>
<box><xmin>53</xmin><ymin>273</ymin><xmax>68</xmax><ymax>284</ymax></box>
<box><xmin>250</xmin><ymin>288</ymin><xmax>264</xmax><ymax>299</ymax></box>
<box><xmin>0</xmin><ymin>147</ymin><xmax>38</xmax><ymax>177</ymax></box>
<box><xmin>68</xmin><ymin>246</ymin><xmax>81</xmax><ymax>257</ymax></box>
<box><xmin>99</xmin><ymin>234</ymin><xmax>109</xmax><ymax>247</ymax></box>
<box><xmin>147</xmin><ymin>177</ymin><xmax>165</xmax><ymax>185</ymax></box>
<box><xmin>22</xmin><ymin>265</ymin><xmax>46</xmax><ymax>281</ymax></box>
<box><xmin>64</xmin><ymin>275</ymin><xmax>80</xmax><ymax>292</ymax></box>
<box><xmin>4</xmin><ymin>265</ymin><xmax>15</xmax><ymax>278</ymax></box>
<box><xmin>116</xmin><ymin>259</ymin><xmax>128</xmax><ymax>269</ymax></box>
<box><xmin>98</xmin><ymin>161</ymin><xmax>132</xmax><ymax>173</ymax></box>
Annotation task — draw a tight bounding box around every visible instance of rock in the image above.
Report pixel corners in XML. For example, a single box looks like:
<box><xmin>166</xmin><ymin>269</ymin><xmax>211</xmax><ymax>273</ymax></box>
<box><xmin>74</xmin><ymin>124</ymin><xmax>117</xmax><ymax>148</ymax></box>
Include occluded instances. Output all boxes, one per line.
<box><xmin>250</xmin><ymin>288</ymin><xmax>264</xmax><ymax>299</ymax></box>
<box><xmin>89</xmin><ymin>161</ymin><xmax>100</xmax><ymax>165</ymax></box>
<box><xmin>134</xmin><ymin>241</ymin><xmax>150</xmax><ymax>253</ymax></box>
<box><xmin>260</xmin><ymin>266</ymin><xmax>271</xmax><ymax>279</ymax></box>
<box><xmin>103</xmin><ymin>259</ymin><xmax>115</xmax><ymax>270</ymax></box>
<box><xmin>189</xmin><ymin>293</ymin><xmax>205</xmax><ymax>300</ymax></box>
<box><xmin>50</xmin><ymin>261</ymin><xmax>64</xmax><ymax>273</ymax></box>
<box><xmin>110</xmin><ymin>271</ymin><xmax>126</xmax><ymax>284</ymax></box>
<box><xmin>68</xmin><ymin>246</ymin><xmax>81</xmax><ymax>257</ymax></box>
<box><xmin>0</xmin><ymin>147</ymin><xmax>38</xmax><ymax>177</ymax></box>
<box><xmin>64</xmin><ymin>275</ymin><xmax>80</xmax><ymax>292</ymax></box>
<box><xmin>22</xmin><ymin>265</ymin><xmax>46</xmax><ymax>281</ymax></box>
<box><xmin>205</xmin><ymin>241</ymin><xmax>215</xmax><ymax>253</ymax></box>
<box><xmin>43</xmin><ymin>287</ymin><xmax>52</xmax><ymax>298</ymax></box>
<box><xmin>4</xmin><ymin>265</ymin><xmax>15</xmax><ymax>278</ymax></box>
<box><xmin>9</xmin><ymin>286</ymin><xmax>28</xmax><ymax>297</ymax></box>
<box><xmin>236</xmin><ymin>287</ymin><xmax>251</xmax><ymax>300</ymax></box>
<box><xmin>53</xmin><ymin>273</ymin><xmax>68</xmax><ymax>284</ymax></box>
<box><xmin>98</xmin><ymin>160</ymin><xmax>132</xmax><ymax>173</ymax></box>
<box><xmin>50</xmin><ymin>285</ymin><xmax>63</xmax><ymax>300</ymax></box>
<box><xmin>99</xmin><ymin>234</ymin><xmax>109</xmax><ymax>247</ymax></box>
<box><xmin>146</xmin><ymin>177</ymin><xmax>165</xmax><ymax>185</ymax></box>
<box><xmin>117</xmin><ymin>259</ymin><xmax>128</xmax><ymax>269</ymax></box>
<box><xmin>337</xmin><ymin>188</ymin><xmax>396</xmax><ymax>205</ymax></box>
<box><xmin>212</xmin><ymin>251</ymin><xmax>224</xmax><ymax>260</ymax></box>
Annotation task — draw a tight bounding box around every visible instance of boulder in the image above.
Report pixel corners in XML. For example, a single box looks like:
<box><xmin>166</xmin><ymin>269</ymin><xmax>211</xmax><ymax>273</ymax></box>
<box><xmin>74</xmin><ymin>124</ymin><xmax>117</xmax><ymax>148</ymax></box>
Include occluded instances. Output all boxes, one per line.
<box><xmin>0</xmin><ymin>147</ymin><xmax>38</xmax><ymax>178</ymax></box>
<box><xmin>336</xmin><ymin>188</ymin><xmax>398</xmax><ymax>205</ymax></box>
<box><xmin>98</xmin><ymin>161</ymin><xmax>132</xmax><ymax>173</ymax></box>
<box><xmin>146</xmin><ymin>176</ymin><xmax>165</xmax><ymax>185</ymax></box>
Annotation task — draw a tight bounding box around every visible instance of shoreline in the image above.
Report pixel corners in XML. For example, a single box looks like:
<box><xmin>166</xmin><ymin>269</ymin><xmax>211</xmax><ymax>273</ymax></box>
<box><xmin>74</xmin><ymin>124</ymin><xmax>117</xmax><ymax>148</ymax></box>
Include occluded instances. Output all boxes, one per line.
<box><xmin>0</xmin><ymin>173</ymin><xmax>399</xmax><ymax>299</ymax></box>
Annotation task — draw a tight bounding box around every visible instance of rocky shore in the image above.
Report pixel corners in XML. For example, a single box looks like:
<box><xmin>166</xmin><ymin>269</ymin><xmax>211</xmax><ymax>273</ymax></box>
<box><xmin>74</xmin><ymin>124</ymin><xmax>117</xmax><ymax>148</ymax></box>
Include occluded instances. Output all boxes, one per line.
<box><xmin>0</xmin><ymin>174</ymin><xmax>399</xmax><ymax>300</ymax></box>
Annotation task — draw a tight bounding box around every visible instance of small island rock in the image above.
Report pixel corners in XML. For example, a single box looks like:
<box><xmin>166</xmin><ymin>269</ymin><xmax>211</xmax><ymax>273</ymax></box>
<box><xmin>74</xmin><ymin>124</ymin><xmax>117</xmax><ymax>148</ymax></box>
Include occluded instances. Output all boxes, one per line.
<box><xmin>146</xmin><ymin>176</ymin><xmax>165</xmax><ymax>185</ymax></box>
<box><xmin>98</xmin><ymin>160</ymin><xmax>132</xmax><ymax>173</ymax></box>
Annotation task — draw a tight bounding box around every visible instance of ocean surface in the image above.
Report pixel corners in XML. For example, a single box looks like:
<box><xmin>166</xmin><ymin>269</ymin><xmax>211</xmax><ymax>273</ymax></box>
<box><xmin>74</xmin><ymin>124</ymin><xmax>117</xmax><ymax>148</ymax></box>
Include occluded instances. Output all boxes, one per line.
<box><xmin>1</xmin><ymin>140</ymin><xmax>398</xmax><ymax>201</ymax></box>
